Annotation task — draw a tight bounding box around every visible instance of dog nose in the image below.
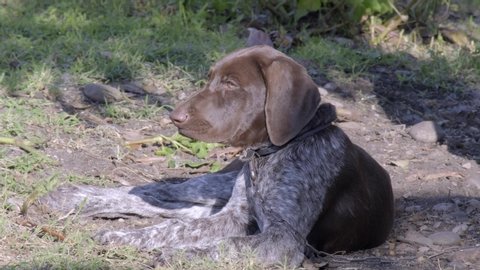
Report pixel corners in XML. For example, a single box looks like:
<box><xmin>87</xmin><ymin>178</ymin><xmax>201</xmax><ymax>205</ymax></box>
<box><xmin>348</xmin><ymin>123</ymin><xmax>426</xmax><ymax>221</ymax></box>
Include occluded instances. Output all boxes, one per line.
<box><xmin>170</xmin><ymin>110</ymin><xmax>189</xmax><ymax>125</ymax></box>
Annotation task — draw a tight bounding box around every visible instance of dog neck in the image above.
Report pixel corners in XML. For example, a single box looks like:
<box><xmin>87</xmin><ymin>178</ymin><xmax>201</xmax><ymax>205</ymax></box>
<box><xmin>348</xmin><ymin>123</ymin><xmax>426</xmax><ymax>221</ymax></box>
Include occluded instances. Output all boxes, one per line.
<box><xmin>241</xmin><ymin>102</ymin><xmax>337</xmax><ymax>160</ymax></box>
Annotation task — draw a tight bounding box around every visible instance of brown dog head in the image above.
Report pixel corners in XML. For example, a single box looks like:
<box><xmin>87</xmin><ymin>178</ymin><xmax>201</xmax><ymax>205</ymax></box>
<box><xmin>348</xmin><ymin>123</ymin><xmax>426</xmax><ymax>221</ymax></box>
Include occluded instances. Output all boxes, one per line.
<box><xmin>170</xmin><ymin>46</ymin><xmax>320</xmax><ymax>147</ymax></box>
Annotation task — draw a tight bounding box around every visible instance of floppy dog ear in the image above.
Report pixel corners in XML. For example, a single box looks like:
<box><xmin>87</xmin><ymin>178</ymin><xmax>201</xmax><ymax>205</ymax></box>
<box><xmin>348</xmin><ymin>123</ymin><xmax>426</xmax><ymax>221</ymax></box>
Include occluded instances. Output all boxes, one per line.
<box><xmin>262</xmin><ymin>58</ymin><xmax>321</xmax><ymax>146</ymax></box>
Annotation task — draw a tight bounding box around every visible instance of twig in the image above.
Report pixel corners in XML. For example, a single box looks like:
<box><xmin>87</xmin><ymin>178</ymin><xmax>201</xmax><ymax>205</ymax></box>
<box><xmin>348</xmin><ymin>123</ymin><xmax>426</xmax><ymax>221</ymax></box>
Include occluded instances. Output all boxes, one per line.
<box><xmin>0</xmin><ymin>136</ymin><xmax>38</xmax><ymax>154</ymax></box>
<box><xmin>40</xmin><ymin>226</ymin><xmax>65</xmax><ymax>241</ymax></box>
<box><xmin>16</xmin><ymin>218</ymin><xmax>65</xmax><ymax>241</ymax></box>
<box><xmin>125</xmin><ymin>135</ymin><xmax>193</xmax><ymax>154</ymax></box>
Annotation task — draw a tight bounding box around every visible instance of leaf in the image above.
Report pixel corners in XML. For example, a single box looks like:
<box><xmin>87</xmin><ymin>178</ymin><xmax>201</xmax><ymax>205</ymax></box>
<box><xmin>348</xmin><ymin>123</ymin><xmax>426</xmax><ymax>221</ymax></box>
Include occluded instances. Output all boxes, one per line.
<box><xmin>155</xmin><ymin>146</ymin><xmax>175</xmax><ymax>157</ymax></box>
<box><xmin>167</xmin><ymin>158</ymin><xmax>176</xmax><ymax>168</ymax></box>
<box><xmin>209</xmin><ymin>162</ymin><xmax>222</xmax><ymax>173</ymax></box>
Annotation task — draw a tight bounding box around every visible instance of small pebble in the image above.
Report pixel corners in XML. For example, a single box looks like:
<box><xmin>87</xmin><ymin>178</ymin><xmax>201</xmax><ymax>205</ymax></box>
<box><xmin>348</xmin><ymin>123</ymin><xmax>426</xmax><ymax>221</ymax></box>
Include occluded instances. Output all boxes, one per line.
<box><xmin>405</xmin><ymin>205</ymin><xmax>422</xmax><ymax>212</ymax></box>
<box><xmin>462</xmin><ymin>162</ymin><xmax>472</xmax><ymax>169</ymax></box>
<box><xmin>428</xmin><ymin>231</ymin><xmax>461</xmax><ymax>246</ymax></box>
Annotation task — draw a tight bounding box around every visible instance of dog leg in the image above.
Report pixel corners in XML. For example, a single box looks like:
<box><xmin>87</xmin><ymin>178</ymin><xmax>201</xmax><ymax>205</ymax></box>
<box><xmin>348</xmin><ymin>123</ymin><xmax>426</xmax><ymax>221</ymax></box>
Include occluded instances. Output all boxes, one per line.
<box><xmin>92</xmin><ymin>171</ymin><xmax>250</xmax><ymax>250</ymax></box>
<box><xmin>39</xmin><ymin>170</ymin><xmax>239</xmax><ymax>219</ymax></box>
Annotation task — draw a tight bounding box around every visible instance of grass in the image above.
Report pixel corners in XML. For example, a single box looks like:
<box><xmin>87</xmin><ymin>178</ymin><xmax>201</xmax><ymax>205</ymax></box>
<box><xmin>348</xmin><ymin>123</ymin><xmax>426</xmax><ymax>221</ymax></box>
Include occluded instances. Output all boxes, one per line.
<box><xmin>0</xmin><ymin>0</ymin><xmax>479</xmax><ymax>269</ymax></box>
<box><xmin>293</xmin><ymin>36</ymin><xmax>480</xmax><ymax>92</ymax></box>
<box><xmin>0</xmin><ymin>0</ymin><xmax>241</xmax><ymax>96</ymax></box>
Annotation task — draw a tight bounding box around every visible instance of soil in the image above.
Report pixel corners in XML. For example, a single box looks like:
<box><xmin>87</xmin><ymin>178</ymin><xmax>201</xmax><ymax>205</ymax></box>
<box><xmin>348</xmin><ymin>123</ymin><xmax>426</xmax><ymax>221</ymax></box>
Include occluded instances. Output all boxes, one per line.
<box><xmin>6</xmin><ymin>51</ymin><xmax>480</xmax><ymax>270</ymax></box>
<box><xmin>309</xmin><ymin>67</ymin><xmax>480</xmax><ymax>269</ymax></box>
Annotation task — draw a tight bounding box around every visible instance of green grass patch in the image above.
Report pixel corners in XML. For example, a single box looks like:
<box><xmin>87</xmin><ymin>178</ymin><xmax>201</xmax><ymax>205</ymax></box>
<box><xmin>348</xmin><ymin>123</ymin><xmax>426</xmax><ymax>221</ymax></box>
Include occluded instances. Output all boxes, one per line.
<box><xmin>0</xmin><ymin>0</ymin><xmax>242</xmax><ymax>95</ymax></box>
<box><xmin>0</xmin><ymin>98</ymin><xmax>81</xmax><ymax>138</ymax></box>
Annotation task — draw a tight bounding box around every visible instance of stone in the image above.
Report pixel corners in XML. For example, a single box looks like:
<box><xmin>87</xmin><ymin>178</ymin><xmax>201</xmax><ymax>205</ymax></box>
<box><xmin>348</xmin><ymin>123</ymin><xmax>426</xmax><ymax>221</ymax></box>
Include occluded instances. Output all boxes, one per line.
<box><xmin>408</xmin><ymin>121</ymin><xmax>443</xmax><ymax>143</ymax></box>
<box><xmin>428</xmin><ymin>231</ymin><xmax>461</xmax><ymax>246</ymax></box>
<box><xmin>82</xmin><ymin>83</ymin><xmax>124</xmax><ymax>103</ymax></box>
<box><xmin>323</xmin><ymin>82</ymin><xmax>338</xmax><ymax>92</ymax></box>
<box><xmin>118</xmin><ymin>82</ymin><xmax>146</xmax><ymax>95</ymax></box>
<box><xmin>432</xmin><ymin>202</ymin><xmax>456</xmax><ymax>212</ymax></box>
<box><xmin>450</xmin><ymin>211</ymin><xmax>469</xmax><ymax>222</ymax></box>
<box><xmin>246</xmin><ymin>28</ymin><xmax>273</xmax><ymax>47</ymax></box>
<box><xmin>404</xmin><ymin>230</ymin><xmax>433</xmax><ymax>246</ymax></box>
<box><xmin>452</xmin><ymin>223</ymin><xmax>469</xmax><ymax>235</ymax></box>
<box><xmin>317</xmin><ymin>86</ymin><xmax>329</xmax><ymax>96</ymax></box>
<box><xmin>405</xmin><ymin>205</ymin><xmax>422</xmax><ymax>212</ymax></box>
<box><xmin>462</xmin><ymin>162</ymin><xmax>472</xmax><ymax>169</ymax></box>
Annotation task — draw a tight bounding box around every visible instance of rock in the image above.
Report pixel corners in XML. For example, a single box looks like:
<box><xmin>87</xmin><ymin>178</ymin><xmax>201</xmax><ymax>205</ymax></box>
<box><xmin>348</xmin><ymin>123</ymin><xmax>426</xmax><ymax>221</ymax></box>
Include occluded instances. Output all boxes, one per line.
<box><xmin>332</xmin><ymin>36</ymin><xmax>354</xmax><ymax>47</ymax></box>
<box><xmin>99</xmin><ymin>51</ymin><xmax>113</xmax><ymax>59</ymax></box>
<box><xmin>82</xmin><ymin>83</ymin><xmax>124</xmax><ymax>103</ymax></box>
<box><xmin>408</xmin><ymin>121</ymin><xmax>444</xmax><ymax>143</ymax></box>
<box><xmin>246</xmin><ymin>28</ymin><xmax>273</xmax><ymax>47</ymax></box>
<box><xmin>428</xmin><ymin>231</ymin><xmax>461</xmax><ymax>246</ymax></box>
<box><xmin>451</xmin><ymin>211</ymin><xmax>469</xmax><ymax>222</ymax></box>
<box><xmin>317</xmin><ymin>87</ymin><xmax>329</xmax><ymax>96</ymax></box>
<box><xmin>405</xmin><ymin>205</ymin><xmax>422</xmax><ymax>212</ymax></box>
<box><xmin>404</xmin><ymin>230</ymin><xmax>433</xmax><ymax>246</ymax></box>
<box><xmin>432</xmin><ymin>202</ymin><xmax>456</xmax><ymax>212</ymax></box>
<box><xmin>452</xmin><ymin>223</ymin><xmax>469</xmax><ymax>235</ymax></box>
<box><xmin>118</xmin><ymin>82</ymin><xmax>146</xmax><ymax>95</ymax></box>
<box><xmin>462</xmin><ymin>162</ymin><xmax>472</xmax><ymax>169</ymax></box>
<box><xmin>389</xmin><ymin>160</ymin><xmax>410</xmax><ymax>169</ymax></box>
<box><xmin>323</xmin><ymin>82</ymin><xmax>338</xmax><ymax>92</ymax></box>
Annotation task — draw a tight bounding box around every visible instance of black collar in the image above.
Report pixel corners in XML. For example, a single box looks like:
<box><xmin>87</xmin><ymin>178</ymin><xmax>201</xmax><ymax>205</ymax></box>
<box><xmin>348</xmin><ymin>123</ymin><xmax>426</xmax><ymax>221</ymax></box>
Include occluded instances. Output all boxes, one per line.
<box><xmin>241</xmin><ymin>120</ymin><xmax>333</xmax><ymax>160</ymax></box>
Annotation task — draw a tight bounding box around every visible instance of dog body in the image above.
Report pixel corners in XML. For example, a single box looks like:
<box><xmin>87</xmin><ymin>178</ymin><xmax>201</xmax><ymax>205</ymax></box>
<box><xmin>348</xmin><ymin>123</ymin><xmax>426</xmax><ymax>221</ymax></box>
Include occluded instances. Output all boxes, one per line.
<box><xmin>41</xmin><ymin>46</ymin><xmax>394</xmax><ymax>267</ymax></box>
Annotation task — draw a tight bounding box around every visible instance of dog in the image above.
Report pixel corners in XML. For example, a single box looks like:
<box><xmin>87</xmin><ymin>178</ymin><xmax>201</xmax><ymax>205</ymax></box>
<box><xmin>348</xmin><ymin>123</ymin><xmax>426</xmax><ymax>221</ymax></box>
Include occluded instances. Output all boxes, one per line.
<box><xmin>40</xmin><ymin>45</ymin><xmax>394</xmax><ymax>267</ymax></box>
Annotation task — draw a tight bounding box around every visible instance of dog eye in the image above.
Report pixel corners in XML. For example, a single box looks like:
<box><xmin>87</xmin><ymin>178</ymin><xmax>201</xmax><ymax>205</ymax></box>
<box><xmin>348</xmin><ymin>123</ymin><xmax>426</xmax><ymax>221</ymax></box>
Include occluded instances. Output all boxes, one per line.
<box><xmin>223</xmin><ymin>79</ymin><xmax>238</xmax><ymax>89</ymax></box>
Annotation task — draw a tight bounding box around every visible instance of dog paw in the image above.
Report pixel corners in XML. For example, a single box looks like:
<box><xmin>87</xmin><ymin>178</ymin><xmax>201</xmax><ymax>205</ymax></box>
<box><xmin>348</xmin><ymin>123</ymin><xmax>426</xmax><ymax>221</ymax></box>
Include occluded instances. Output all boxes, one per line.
<box><xmin>38</xmin><ymin>184</ymin><xmax>133</xmax><ymax>218</ymax></box>
<box><xmin>94</xmin><ymin>230</ymin><xmax>127</xmax><ymax>246</ymax></box>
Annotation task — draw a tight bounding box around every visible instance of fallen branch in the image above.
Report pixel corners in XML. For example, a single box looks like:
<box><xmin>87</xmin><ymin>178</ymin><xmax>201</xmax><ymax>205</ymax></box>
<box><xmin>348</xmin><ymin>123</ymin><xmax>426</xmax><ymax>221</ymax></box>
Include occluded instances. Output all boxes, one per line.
<box><xmin>125</xmin><ymin>135</ymin><xmax>193</xmax><ymax>154</ymax></box>
<box><xmin>0</xmin><ymin>136</ymin><xmax>38</xmax><ymax>154</ymax></box>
